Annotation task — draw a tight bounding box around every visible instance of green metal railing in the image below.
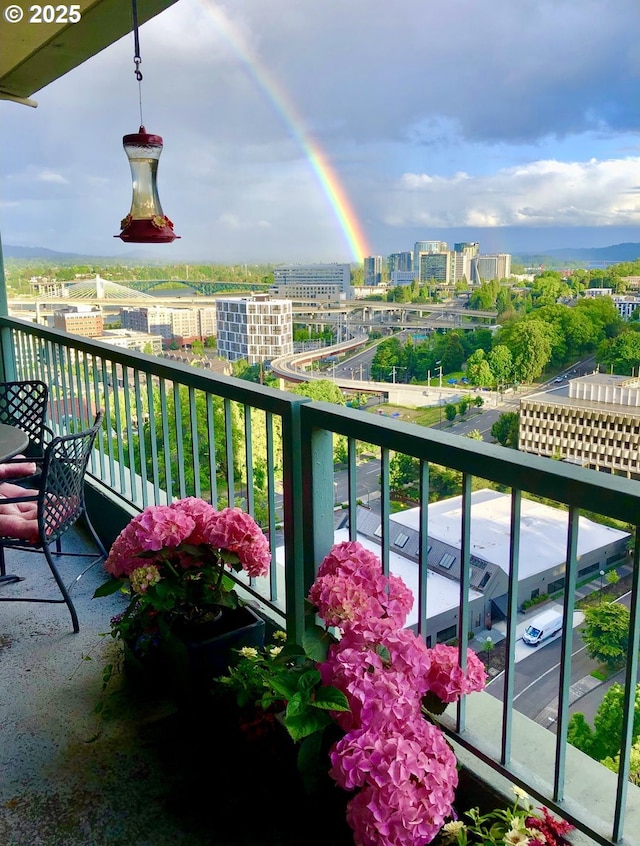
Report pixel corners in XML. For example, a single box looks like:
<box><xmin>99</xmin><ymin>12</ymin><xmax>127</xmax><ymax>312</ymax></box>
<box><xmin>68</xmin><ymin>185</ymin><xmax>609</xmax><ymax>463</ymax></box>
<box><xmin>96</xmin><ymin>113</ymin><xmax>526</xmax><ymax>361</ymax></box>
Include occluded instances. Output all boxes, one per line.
<box><xmin>1</xmin><ymin>316</ymin><xmax>639</xmax><ymax>845</ymax></box>
<box><xmin>0</xmin><ymin>317</ymin><xmax>310</xmax><ymax>635</ymax></box>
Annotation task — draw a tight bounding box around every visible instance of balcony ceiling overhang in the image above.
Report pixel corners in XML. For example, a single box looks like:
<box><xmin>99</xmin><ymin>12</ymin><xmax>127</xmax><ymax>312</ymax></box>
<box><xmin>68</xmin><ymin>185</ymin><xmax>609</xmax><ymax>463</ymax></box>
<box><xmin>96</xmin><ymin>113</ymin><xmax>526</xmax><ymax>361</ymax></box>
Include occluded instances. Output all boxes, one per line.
<box><xmin>0</xmin><ymin>0</ymin><xmax>180</xmax><ymax>107</ymax></box>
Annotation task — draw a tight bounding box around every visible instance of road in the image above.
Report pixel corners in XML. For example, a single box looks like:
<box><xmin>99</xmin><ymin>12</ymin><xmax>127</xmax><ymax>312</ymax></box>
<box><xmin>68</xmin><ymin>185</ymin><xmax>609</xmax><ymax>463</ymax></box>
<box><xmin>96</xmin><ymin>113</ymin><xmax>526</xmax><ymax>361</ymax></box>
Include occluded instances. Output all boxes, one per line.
<box><xmin>487</xmin><ymin>592</ymin><xmax>634</xmax><ymax>728</ymax></box>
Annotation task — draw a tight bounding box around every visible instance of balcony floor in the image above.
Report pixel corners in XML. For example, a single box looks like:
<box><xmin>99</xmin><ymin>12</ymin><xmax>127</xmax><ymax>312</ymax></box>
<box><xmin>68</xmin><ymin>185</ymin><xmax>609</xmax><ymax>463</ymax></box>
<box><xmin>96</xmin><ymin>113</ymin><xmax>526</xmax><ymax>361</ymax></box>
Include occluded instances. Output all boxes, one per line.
<box><xmin>0</xmin><ymin>526</ymin><xmax>337</xmax><ymax>846</ymax></box>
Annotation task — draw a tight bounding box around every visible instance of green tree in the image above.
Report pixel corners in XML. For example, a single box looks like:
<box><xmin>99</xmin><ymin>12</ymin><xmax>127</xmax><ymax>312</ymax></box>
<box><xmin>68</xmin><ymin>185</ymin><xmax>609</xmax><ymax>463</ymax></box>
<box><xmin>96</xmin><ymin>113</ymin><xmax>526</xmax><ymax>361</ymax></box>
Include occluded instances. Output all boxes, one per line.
<box><xmin>458</xmin><ymin>398</ymin><xmax>470</xmax><ymax>417</ymax></box>
<box><xmin>491</xmin><ymin>412</ymin><xmax>519</xmax><ymax>448</ymax></box>
<box><xmin>497</xmin><ymin>320</ymin><xmax>553</xmax><ymax>383</ymax></box>
<box><xmin>291</xmin><ymin>380</ymin><xmax>345</xmax><ymax>405</ymax></box>
<box><xmin>567</xmin><ymin>713</ymin><xmax>596</xmax><ymax>757</ymax></box>
<box><xmin>389</xmin><ymin>453</ymin><xmax>419</xmax><ymax>490</ymax></box>
<box><xmin>466</xmin><ymin>349</ymin><xmax>493</xmax><ymax>387</ymax></box>
<box><xmin>488</xmin><ymin>345</ymin><xmax>513</xmax><ymax>385</ymax></box>
<box><xmin>440</xmin><ymin>332</ymin><xmax>466</xmax><ymax>374</ymax></box>
<box><xmin>592</xmin><ymin>683</ymin><xmax>640</xmax><ymax>761</ymax></box>
<box><xmin>191</xmin><ymin>339</ymin><xmax>205</xmax><ymax>356</ymax></box>
<box><xmin>602</xmin><ymin>738</ymin><xmax>640</xmax><ymax>786</ymax></box>
<box><xmin>428</xmin><ymin>464</ymin><xmax>462</xmax><ymax>500</ymax></box>
<box><xmin>597</xmin><ymin>330</ymin><xmax>640</xmax><ymax>375</ymax></box>
<box><xmin>581</xmin><ymin>602</ymin><xmax>630</xmax><ymax>671</ymax></box>
<box><xmin>444</xmin><ymin>403</ymin><xmax>457</xmax><ymax>422</ymax></box>
<box><xmin>371</xmin><ymin>337</ymin><xmax>403</xmax><ymax>382</ymax></box>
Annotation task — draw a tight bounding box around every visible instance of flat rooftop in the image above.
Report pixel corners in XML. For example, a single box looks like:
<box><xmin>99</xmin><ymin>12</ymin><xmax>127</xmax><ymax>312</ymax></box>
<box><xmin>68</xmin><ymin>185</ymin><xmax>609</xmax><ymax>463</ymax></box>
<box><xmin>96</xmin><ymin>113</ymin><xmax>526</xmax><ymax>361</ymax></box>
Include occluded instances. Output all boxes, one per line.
<box><xmin>390</xmin><ymin>489</ymin><xmax>629</xmax><ymax>580</ymax></box>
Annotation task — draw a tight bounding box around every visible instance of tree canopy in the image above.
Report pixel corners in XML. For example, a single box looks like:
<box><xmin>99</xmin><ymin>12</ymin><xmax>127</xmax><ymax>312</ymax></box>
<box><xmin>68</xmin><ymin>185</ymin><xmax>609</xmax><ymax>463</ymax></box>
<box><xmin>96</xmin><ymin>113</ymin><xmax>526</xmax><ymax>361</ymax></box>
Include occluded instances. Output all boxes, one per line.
<box><xmin>581</xmin><ymin>602</ymin><xmax>630</xmax><ymax>670</ymax></box>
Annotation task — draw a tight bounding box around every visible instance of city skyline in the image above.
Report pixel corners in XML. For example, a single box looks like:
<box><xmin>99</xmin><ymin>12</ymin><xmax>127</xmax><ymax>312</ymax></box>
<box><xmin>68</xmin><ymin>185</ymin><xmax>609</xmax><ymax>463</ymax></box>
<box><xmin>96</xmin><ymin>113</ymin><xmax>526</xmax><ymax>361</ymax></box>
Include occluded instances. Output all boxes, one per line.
<box><xmin>1</xmin><ymin>0</ymin><xmax>638</xmax><ymax>263</ymax></box>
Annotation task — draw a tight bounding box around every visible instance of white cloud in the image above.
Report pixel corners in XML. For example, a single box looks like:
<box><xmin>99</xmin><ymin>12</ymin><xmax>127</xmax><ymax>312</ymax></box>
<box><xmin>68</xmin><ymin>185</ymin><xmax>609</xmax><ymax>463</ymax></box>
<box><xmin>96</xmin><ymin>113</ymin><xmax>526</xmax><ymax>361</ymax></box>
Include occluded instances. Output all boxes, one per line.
<box><xmin>385</xmin><ymin>157</ymin><xmax>640</xmax><ymax>229</ymax></box>
<box><xmin>36</xmin><ymin>169</ymin><xmax>68</xmax><ymax>184</ymax></box>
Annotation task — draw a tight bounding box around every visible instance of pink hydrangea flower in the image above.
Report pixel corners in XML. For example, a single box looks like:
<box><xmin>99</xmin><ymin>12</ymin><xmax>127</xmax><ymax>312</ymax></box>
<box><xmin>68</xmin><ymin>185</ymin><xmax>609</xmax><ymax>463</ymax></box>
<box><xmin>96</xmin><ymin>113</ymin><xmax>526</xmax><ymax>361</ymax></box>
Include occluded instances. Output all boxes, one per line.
<box><xmin>424</xmin><ymin>643</ymin><xmax>487</xmax><ymax>702</ymax></box>
<box><xmin>170</xmin><ymin>497</ymin><xmax>218</xmax><ymax>545</ymax></box>
<box><xmin>333</xmin><ymin>720</ymin><xmax>458</xmax><ymax>846</ymax></box>
<box><xmin>103</xmin><ymin>500</ymin><xmax>270</xmax><ymax>580</ymax></box>
<box><xmin>310</xmin><ymin>541</ymin><xmax>414</xmax><ymax>629</ymax></box>
<box><xmin>203</xmin><ymin>507</ymin><xmax>271</xmax><ymax>577</ymax></box>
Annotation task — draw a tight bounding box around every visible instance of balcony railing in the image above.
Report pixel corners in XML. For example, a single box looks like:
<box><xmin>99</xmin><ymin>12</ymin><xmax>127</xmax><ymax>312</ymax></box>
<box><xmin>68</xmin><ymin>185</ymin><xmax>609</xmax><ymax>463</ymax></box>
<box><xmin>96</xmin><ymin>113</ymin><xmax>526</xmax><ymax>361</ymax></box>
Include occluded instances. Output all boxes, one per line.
<box><xmin>1</xmin><ymin>315</ymin><xmax>638</xmax><ymax>845</ymax></box>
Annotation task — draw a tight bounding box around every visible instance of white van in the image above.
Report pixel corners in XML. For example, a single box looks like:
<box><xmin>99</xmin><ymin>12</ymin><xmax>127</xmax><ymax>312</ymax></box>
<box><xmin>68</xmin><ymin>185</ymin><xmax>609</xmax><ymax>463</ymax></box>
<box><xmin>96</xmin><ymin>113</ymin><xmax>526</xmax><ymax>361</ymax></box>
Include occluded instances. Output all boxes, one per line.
<box><xmin>522</xmin><ymin>609</ymin><xmax>563</xmax><ymax>646</ymax></box>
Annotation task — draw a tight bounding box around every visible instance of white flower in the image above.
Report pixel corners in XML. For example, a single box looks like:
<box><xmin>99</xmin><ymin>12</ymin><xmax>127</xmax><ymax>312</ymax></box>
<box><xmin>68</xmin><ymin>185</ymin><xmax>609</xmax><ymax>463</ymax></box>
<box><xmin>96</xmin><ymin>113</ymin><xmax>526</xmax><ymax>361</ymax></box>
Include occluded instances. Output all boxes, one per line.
<box><xmin>505</xmin><ymin>832</ymin><xmax>530</xmax><ymax>845</ymax></box>
<box><xmin>443</xmin><ymin>820</ymin><xmax>465</xmax><ymax>834</ymax></box>
<box><xmin>239</xmin><ymin>647</ymin><xmax>259</xmax><ymax>659</ymax></box>
<box><xmin>269</xmin><ymin>645</ymin><xmax>283</xmax><ymax>657</ymax></box>
<box><xmin>512</xmin><ymin>786</ymin><xmax>529</xmax><ymax>801</ymax></box>
<box><xmin>273</xmin><ymin>629</ymin><xmax>287</xmax><ymax>641</ymax></box>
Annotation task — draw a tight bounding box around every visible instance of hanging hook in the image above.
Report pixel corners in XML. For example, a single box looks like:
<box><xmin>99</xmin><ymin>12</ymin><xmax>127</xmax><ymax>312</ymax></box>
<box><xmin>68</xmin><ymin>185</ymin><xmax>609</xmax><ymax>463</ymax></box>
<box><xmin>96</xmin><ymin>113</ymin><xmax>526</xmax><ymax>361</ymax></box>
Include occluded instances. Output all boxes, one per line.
<box><xmin>132</xmin><ymin>0</ymin><xmax>143</xmax><ymax>81</ymax></box>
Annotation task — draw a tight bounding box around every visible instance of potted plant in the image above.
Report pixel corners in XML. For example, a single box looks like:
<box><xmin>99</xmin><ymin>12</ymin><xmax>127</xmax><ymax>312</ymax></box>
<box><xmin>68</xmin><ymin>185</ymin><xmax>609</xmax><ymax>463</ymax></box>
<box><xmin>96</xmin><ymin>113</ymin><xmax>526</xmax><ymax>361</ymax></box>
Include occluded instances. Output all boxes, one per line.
<box><xmin>94</xmin><ymin>497</ymin><xmax>271</xmax><ymax>698</ymax></box>
<box><xmin>435</xmin><ymin>786</ymin><xmax>574</xmax><ymax>845</ymax></box>
<box><xmin>219</xmin><ymin>540</ymin><xmax>492</xmax><ymax>846</ymax></box>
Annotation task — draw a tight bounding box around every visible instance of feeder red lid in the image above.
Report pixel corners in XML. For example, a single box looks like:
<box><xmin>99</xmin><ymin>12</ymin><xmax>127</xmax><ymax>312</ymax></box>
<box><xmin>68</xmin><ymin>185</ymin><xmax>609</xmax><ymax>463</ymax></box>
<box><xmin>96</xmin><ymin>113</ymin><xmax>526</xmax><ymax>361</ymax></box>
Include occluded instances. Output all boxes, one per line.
<box><xmin>123</xmin><ymin>125</ymin><xmax>163</xmax><ymax>147</ymax></box>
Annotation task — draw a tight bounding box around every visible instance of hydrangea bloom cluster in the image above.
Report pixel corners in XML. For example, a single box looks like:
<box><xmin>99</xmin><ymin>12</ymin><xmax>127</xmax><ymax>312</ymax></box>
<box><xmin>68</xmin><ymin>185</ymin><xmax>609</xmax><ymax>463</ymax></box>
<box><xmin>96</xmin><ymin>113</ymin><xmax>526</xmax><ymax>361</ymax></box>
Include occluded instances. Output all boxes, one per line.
<box><xmin>311</xmin><ymin>541</ymin><xmax>487</xmax><ymax>846</ymax></box>
<box><xmin>106</xmin><ymin>498</ymin><xmax>270</xmax><ymax>580</ymax></box>
<box><xmin>99</xmin><ymin>498</ymin><xmax>270</xmax><ymax>642</ymax></box>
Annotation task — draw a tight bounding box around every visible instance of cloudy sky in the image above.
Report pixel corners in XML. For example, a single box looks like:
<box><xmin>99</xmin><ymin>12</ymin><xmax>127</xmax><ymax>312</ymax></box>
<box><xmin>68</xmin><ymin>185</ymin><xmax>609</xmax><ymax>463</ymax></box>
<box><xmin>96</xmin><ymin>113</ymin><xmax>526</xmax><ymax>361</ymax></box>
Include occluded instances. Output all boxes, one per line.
<box><xmin>1</xmin><ymin>0</ymin><xmax>639</xmax><ymax>263</ymax></box>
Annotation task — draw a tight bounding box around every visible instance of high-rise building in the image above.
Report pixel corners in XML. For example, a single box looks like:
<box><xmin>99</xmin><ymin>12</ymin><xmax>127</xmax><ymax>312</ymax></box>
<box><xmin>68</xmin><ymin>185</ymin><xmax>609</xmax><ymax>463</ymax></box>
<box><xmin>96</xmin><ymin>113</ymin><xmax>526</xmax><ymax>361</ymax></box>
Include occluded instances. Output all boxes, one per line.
<box><xmin>453</xmin><ymin>242</ymin><xmax>480</xmax><ymax>258</ymax></box>
<box><xmin>216</xmin><ymin>295</ymin><xmax>293</xmax><ymax>364</ymax></box>
<box><xmin>364</xmin><ymin>256</ymin><xmax>383</xmax><ymax>286</ymax></box>
<box><xmin>387</xmin><ymin>252</ymin><xmax>413</xmax><ymax>274</ymax></box>
<box><xmin>418</xmin><ymin>252</ymin><xmax>450</xmax><ymax>284</ymax></box>
<box><xmin>413</xmin><ymin>240</ymin><xmax>448</xmax><ymax>276</ymax></box>
<box><xmin>471</xmin><ymin>254</ymin><xmax>511</xmax><ymax>283</ymax></box>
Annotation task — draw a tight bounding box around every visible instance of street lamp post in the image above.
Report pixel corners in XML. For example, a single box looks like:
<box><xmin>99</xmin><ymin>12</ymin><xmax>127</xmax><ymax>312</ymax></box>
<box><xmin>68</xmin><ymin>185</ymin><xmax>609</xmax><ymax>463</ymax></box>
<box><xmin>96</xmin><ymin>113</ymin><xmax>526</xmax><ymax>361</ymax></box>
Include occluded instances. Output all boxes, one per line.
<box><xmin>599</xmin><ymin>569</ymin><xmax>605</xmax><ymax>600</ymax></box>
<box><xmin>484</xmin><ymin>635</ymin><xmax>493</xmax><ymax>672</ymax></box>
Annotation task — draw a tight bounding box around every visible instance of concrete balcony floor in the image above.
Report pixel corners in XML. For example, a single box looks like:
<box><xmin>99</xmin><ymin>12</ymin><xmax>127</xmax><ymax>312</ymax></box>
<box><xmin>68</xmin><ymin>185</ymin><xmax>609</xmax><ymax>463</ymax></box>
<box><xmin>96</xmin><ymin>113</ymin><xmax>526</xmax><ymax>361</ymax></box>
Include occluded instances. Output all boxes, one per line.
<box><xmin>0</xmin><ymin>527</ymin><xmax>350</xmax><ymax>846</ymax></box>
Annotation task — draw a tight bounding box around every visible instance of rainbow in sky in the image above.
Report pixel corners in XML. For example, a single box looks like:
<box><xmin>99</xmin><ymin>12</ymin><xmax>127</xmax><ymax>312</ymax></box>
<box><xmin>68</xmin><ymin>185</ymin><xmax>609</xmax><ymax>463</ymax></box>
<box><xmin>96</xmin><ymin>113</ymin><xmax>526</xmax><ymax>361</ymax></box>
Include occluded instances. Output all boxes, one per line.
<box><xmin>200</xmin><ymin>2</ymin><xmax>371</xmax><ymax>264</ymax></box>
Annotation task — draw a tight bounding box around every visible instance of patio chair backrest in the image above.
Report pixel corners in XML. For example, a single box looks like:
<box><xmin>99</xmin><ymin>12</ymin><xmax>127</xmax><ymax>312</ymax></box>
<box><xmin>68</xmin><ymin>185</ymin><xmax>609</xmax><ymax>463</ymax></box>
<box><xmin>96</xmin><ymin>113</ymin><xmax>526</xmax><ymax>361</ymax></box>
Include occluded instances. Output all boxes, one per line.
<box><xmin>0</xmin><ymin>380</ymin><xmax>49</xmax><ymax>458</ymax></box>
<box><xmin>37</xmin><ymin>411</ymin><xmax>104</xmax><ymax>544</ymax></box>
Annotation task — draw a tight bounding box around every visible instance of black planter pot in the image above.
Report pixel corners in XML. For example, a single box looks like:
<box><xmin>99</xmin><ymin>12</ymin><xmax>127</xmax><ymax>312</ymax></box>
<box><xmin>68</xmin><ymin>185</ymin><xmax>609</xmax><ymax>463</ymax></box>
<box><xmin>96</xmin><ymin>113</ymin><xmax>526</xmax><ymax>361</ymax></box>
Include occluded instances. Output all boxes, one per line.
<box><xmin>124</xmin><ymin>604</ymin><xmax>265</xmax><ymax>704</ymax></box>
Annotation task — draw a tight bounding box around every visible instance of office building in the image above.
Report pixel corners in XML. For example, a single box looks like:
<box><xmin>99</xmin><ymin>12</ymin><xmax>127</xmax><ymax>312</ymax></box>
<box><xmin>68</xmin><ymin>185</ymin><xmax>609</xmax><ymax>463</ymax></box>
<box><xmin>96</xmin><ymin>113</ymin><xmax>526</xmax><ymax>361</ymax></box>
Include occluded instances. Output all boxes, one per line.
<box><xmin>364</xmin><ymin>256</ymin><xmax>383</xmax><ymax>286</ymax></box>
<box><xmin>418</xmin><ymin>252</ymin><xmax>450</xmax><ymax>284</ymax></box>
<box><xmin>120</xmin><ymin>306</ymin><xmax>218</xmax><ymax>346</ymax></box>
<box><xmin>387</xmin><ymin>252</ymin><xmax>413</xmax><ymax>274</ymax></box>
<box><xmin>273</xmin><ymin>263</ymin><xmax>352</xmax><ymax>298</ymax></box>
<box><xmin>519</xmin><ymin>373</ymin><xmax>640</xmax><ymax>480</ymax></box>
<box><xmin>53</xmin><ymin>306</ymin><xmax>104</xmax><ymax>338</ymax></box>
<box><xmin>471</xmin><ymin>254</ymin><xmax>511</xmax><ymax>283</ymax></box>
<box><xmin>216</xmin><ymin>295</ymin><xmax>293</xmax><ymax>364</ymax></box>
<box><xmin>413</xmin><ymin>240</ymin><xmax>448</xmax><ymax>270</ymax></box>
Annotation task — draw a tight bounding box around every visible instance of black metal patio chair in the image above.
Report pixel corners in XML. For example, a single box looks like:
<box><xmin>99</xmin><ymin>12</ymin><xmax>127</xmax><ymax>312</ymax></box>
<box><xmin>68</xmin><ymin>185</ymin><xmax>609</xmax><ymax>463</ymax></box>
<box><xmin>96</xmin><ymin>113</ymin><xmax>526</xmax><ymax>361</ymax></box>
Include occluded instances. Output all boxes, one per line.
<box><xmin>0</xmin><ymin>380</ymin><xmax>53</xmax><ymax>482</ymax></box>
<box><xmin>0</xmin><ymin>411</ymin><xmax>106</xmax><ymax>633</ymax></box>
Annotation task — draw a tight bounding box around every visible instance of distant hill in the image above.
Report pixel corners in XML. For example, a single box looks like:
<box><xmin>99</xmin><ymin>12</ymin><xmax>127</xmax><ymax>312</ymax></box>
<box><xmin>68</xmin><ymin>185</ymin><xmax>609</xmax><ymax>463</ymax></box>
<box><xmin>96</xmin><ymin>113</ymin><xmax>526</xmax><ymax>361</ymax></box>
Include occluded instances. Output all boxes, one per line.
<box><xmin>2</xmin><ymin>245</ymin><xmax>167</xmax><ymax>264</ymax></box>
<box><xmin>516</xmin><ymin>242</ymin><xmax>640</xmax><ymax>265</ymax></box>
<box><xmin>3</xmin><ymin>245</ymin><xmax>90</xmax><ymax>260</ymax></box>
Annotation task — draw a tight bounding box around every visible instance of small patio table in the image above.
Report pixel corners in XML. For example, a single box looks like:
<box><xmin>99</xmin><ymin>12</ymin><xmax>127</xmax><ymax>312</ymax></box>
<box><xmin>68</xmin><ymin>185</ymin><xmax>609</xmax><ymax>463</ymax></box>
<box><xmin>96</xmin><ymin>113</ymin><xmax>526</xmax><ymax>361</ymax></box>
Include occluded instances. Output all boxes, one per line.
<box><xmin>0</xmin><ymin>423</ymin><xmax>29</xmax><ymax>462</ymax></box>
